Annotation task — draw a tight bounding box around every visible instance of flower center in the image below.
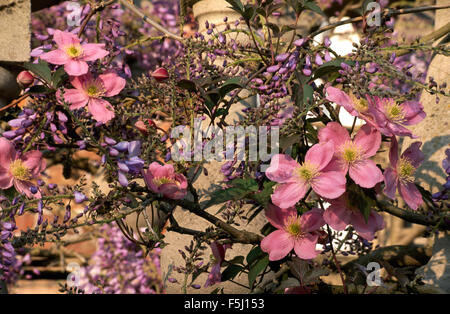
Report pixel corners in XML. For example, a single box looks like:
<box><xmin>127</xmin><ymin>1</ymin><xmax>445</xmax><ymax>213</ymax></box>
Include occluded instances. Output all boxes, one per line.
<box><xmin>397</xmin><ymin>157</ymin><xmax>415</xmax><ymax>182</ymax></box>
<box><xmin>340</xmin><ymin>141</ymin><xmax>361</xmax><ymax>164</ymax></box>
<box><xmin>66</xmin><ymin>45</ymin><xmax>83</xmax><ymax>58</ymax></box>
<box><xmin>153</xmin><ymin>177</ymin><xmax>176</xmax><ymax>187</ymax></box>
<box><xmin>86</xmin><ymin>84</ymin><xmax>104</xmax><ymax>98</ymax></box>
<box><xmin>296</xmin><ymin>162</ymin><xmax>319</xmax><ymax>182</ymax></box>
<box><xmin>350</xmin><ymin>93</ymin><xmax>369</xmax><ymax>113</ymax></box>
<box><xmin>9</xmin><ymin>160</ymin><xmax>32</xmax><ymax>181</ymax></box>
<box><xmin>385</xmin><ymin>100</ymin><xmax>405</xmax><ymax>122</ymax></box>
<box><xmin>285</xmin><ymin>215</ymin><xmax>303</xmax><ymax>237</ymax></box>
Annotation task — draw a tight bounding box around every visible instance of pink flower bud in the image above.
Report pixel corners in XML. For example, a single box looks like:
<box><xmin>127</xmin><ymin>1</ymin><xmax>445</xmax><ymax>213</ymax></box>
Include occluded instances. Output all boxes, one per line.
<box><xmin>151</xmin><ymin>67</ymin><xmax>169</xmax><ymax>82</ymax></box>
<box><xmin>17</xmin><ymin>71</ymin><xmax>34</xmax><ymax>88</ymax></box>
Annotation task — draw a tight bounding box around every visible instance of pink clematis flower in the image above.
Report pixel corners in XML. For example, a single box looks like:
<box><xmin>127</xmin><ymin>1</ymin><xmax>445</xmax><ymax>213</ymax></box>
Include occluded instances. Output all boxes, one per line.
<box><xmin>265</xmin><ymin>142</ymin><xmax>346</xmax><ymax>209</ymax></box>
<box><xmin>0</xmin><ymin>138</ymin><xmax>46</xmax><ymax>198</ymax></box>
<box><xmin>318</xmin><ymin>122</ymin><xmax>384</xmax><ymax>188</ymax></box>
<box><xmin>369</xmin><ymin>97</ymin><xmax>425</xmax><ymax>138</ymax></box>
<box><xmin>142</xmin><ymin>162</ymin><xmax>188</xmax><ymax>200</ymax></box>
<box><xmin>261</xmin><ymin>205</ymin><xmax>325</xmax><ymax>261</ymax></box>
<box><xmin>204</xmin><ymin>241</ymin><xmax>231</xmax><ymax>287</ymax></box>
<box><xmin>323</xmin><ymin>193</ymin><xmax>385</xmax><ymax>240</ymax></box>
<box><xmin>60</xmin><ymin>72</ymin><xmax>126</xmax><ymax>124</ymax></box>
<box><xmin>40</xmin><ymin>30</ymin><xmax>109</xmax><ymax>76</ymax></box>
<box><xmin>325</xmin><ymin>86</ymin><xmax>378</xmax><ymax>129</ymax></box>
<box><xmin>384</xmin><ymin>137</ymin><xmax>424</xmax><ymax>210</ymax></box>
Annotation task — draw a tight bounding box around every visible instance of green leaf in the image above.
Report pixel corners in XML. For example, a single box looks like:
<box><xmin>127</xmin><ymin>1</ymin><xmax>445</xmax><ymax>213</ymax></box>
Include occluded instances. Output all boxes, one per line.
<box><xmin>304</xmin><ymin>0</ymin><xmax>325</xmax><ymax>16</ymax></box>
<box><xmin>219</xmin><ymin>77</ymin><xmax>243</xmax><ymax>97</ymax></box>
<box><xmin>176</xmin><ymin>79</ymin><xmax>197</xmax><ymax>92</ymax></box>
<box><xmin>51</xmin><ymin>66</ymin><xmax>68</xmax><ymax>88</ymax></box>
<box><xmin>249</xmin><ymin>181</ymin><xmax>276</xmax><ymax>206</ymax></box>
<box><xmin>248</xmin><ymin>255</ymin><xmax>269</xmax><ymax>287</ymax></box>
<box><xmin>246</xmin><ymin>246</ymin><xmax>266</xmax><ymax>265</ymax></box>
<box><xmin>313</xmin><ymin>59</ymin><xmax>355</xmax><ymax>80</ymax></box>
<box><xmin>227</xmin><ymin>255</ymin><xmax>245</xmax><ymax>265</ymax></box>
<box><xmin>225</xmin><ymin>0</ymin><xmax>244</xmax><ymax>13</ymax></box>
<box><xmin>23</xmin><ymin>59</ymin><xmax>52</xmax><ymax>84</ymax></box>
<box><xmin>221</xmin><ymin>264</ymin><xmax>243</xmax><ymax>281</ymax></box>
<box><xmin>204</xmin><ymin>178</ymin><xmax>259</xmax><ymax>207</ymax></box>
<box><xmin>302</xmin><ymin>84</ymin><xmax>314</xmax><ymax>105</ymax></box>
<box><xmin>27</xmin><ymin>85</ymin><xmax>50</xmax><ymax>94</ymax></box>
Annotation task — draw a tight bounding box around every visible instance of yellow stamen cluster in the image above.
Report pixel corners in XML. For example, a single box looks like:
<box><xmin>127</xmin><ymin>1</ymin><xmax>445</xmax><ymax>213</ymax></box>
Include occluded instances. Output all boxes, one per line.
<box><xmin>9</xmin><ymin>159</ymin><xmax>32</xmax><ymax>181</ymax></box>
<box><xmin>350</xmin><ymin>93</ymin><xmax>369</xmax><ymax>113</ymax></box>
<box><xmin>296</xmin><ymin>162</ymin><xmax>319</xmax><ymax>182</ymax></box>
<box><xmin>384</xmin><ymin>100</ymin><xmax>405</xmax><ymax>122</ymax></box>
<box><xmin>340</xmin><ymin>141</ymin><xmax>361</xmax><ymax>164</ymax></box>
<box><xmin>86</xmin><ymin>85</ymin><xmax>103</xmax><ymax>98</ymax></box>
<box><xmin>153</xmin><ymin>177</ymin><xmax>176</xmax><ymax>187</ymax></box>
<box><xmin>397</xmin><ymin>157</ymin><xmax>416</xmax><ymax>182</ymax></box>
<box><xmin>284</xmin><ymin>215</ymin><xmax>303</xmax><ymax>237</ymax></box>
<box><xmin>66</xmin><ymin>45</ymin><xmax>83</xmax><ymax>58</ymax></box>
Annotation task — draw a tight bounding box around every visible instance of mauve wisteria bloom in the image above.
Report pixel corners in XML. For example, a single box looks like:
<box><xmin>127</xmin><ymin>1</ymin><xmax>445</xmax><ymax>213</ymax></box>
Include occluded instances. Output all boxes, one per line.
<box><xmin>204</xmin><ymin>241</ymin><xmax>231</xmax><ymax>287</ymax></box>
<box><xmin>369</xmin><ymin>97</ymin><xmax>426</xmax><ymax>138</ymax></box>
<box><xmin>323</xmin><ymin>193</ymin><xmax>385</xmax><ymax>240</ymax></box>
<box><xmin>59</xmin><ymin>72</ymin><xmax>126</xmax><ymax>123</ymax></box>
<box><xmin>384</xmin><ymin>137</ymin><xmax>424</xmax><ymax>210</ymax></box>
<box><xmin>318</xmin><ymin>122</ymin><xmax>383</xmax><ymax>188</ymax></box>
<box><xmin>265</xmin><ymin>142</ymin><xmax>346</xmax><ymax>209</ymax></box>
<box><xmin>261</xmin><ymin>205</ymin><xmax>325</xmax><ymax>261</ymax></box>
<box><xmin>40</xmin><ymin>30</ymin><xmax>109</xmax><ymax>76</ymax></box>
<box><xmin>142</xmin><ymin>162</ymin><xmax>188</xmax><ymax>200</ymax></box>
<box><xmin>0</xmin><ymin>138</ymin><xmax>46</xmax><ymax>198</ymax></box>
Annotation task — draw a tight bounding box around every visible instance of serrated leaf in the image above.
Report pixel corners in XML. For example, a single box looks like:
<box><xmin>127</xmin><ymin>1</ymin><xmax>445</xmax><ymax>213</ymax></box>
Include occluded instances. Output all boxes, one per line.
<box><xmin>347</xmin><ymin>184</ymin><xmax>375</xmax><ymax>223</ymax></box>
<box><xmin>51</xmin><ymin>66</ymin><xmax>68</xmax><ymax>88</ymax></box>
<box><xmin>204</xmin><ymin>178</ymin><xmax>259</xmax><ymax>207</ymax></box>
<box><xmin>225</xmin><ymin>0</ymin><xmax>244</xmax><ymax>13</ymax></box>
<box><xmin>246</xmin><ymin>246</ymin><xmax>265</xmax><ymax>265</ymax></box>
<box><xmin>303</xmin><ymin>84</ymin><xmax>314</xmax><ymax>105</ymax></box>
<box><xmin>227</xmin><ymin>255</ymin><xmax>245</xmax><ymax>265</ymax></box>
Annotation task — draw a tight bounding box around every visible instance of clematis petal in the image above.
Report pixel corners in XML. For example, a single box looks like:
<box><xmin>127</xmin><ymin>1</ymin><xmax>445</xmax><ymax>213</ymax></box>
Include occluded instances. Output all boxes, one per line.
<box><xmin>261</xmin><ymin>230</ymin><xmax>294</xmax><ymax>261</ymax></box>
<box><xmin>293</xmin><ymin>233</ymin><xmax>320</xmax><ymax>260</ymax></box>
<box><xmin>271</xmin><ymin>182</ymin><xmax>308</xmax><ymax>209</ymax></box>
<box><xmin>349</xmin><ymin>160</ymin><xmax>384</xmax><ymax>188</ymax></box>
<box><xmin>87</xmin><ymin>98</ymin><xmax>115</xmax><ymax>123</ymax></box>
<box><xmin>99</xmin><ymin>72</ymin><xmax>126</xmax><ymax>97</ymax></box>
<box><xmin>311</xmin><ymin>171</ymin><xmax>346</xmax><ymax>199</ymax></box>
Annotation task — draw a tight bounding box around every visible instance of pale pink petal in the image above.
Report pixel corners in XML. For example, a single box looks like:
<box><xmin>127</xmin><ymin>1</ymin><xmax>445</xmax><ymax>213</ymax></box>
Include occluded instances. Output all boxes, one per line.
<box><xmin>349</xmin><ymin>160</ymin><xmax>383</xmax><ymax>188</ymax></box>
<box><xmin>0</xmin><ymin>168</ymin><xmax>14</xmax><ymax>189</ymax></box>
<box><xmin>20</xmin><ymin>150</ymin><xmax>45</xmax><ymax>177</ymax></box>
<box><xmin>311</xmin><ymin>171</ymin><xmax>346</xmax><ymax>199</ymax></box>
<box><xmin>53</xmin><ymin>30</ymin><xmax>80</xmax><ymax>48</ymax></box>
<box><xmin>70</xmin><ymin>74</ymin><xmax>90</xmax><ymax>91</ymax></box>
<box><xmin>159</xmin><ymin>183</ymin><xmax>187</xmax><ymax>199</ymax></box>
<box><xmin>174</xmin><ymin>173</ymin><xmax>188</xmax><ymax>189</ymax></box>
<box><xmin>402</xmin><ymin>142</ymin><xmax>424</xmax><ymax>168</ymax></box>
<box><xmin>99</xmin><ymin>73</ymin><xmax>126</xmax><ymax>97</ymax></box>
<box><xmin>318</xmin><ymin>122</ymin><xmax>350</xmax><ymax>150</ymax></box>
<box><xmin>353</xmin><ymin>124</ymin><xmax>381</xmax><ymax>157</ymax></box>
<box><xmin>261</xmin><ymin>230</ymin><xmax>294</xmax><ymax>261</ymax></box>
<box><xmin>265</xmin><ymin>154</ymin><xmax>299</xmax><ymax>183</ymax></box>
<box><xmin>62</xmin><ymin>88</ymin><xmax>89</xmax><ymax>110</ymax></box>
<box><xmin>271</xmin><ymin>182</ymin><xmax>308</xmax><ymax>209</ymax></box>
<box><xmin>383</xmin><ymin>167</ymin><xmax>397</xmax><ymax>199</ymax></box>
<box><xmin>149</xmin><ymin>162</ymin><xmax>175</xmax><ymax>179</ymax></box>
<box><xmin>321</xmin><ymin>157</ymin><xmax>346</xmax><ymax>174</ymax></box>
<box><xmin>323</xmin><ymin>202</ymin><xmax>352</xmax><ymax>231</ymax></box>
<box><xmin>386</xmin><ymin>121</ymin><xmax>414</xmax><ymax>138</ymax></box>
<box><xmin>40</xmin><ymin>50</ymin><xmax>70</xmax><ymax>65</ymax></box>
<box><xmin>87</xmin><ymin>98</ymin><xmax>115</xmax><ymax>123</ymax></box>
<box><xmin>80</xmin><ymin>43</ymin><xmax>109</xmax><ymax>61</ymax></box>
<box><xmin>305</xmin><ymin>141</ymin><xmax>335</xmax><ymax>171</ymax></box>
<box><xmin>0</xmin><ymin>137</ymin><xmax>15</xmax><ymax>169</ymax></box>
<box><xmin>64</xmin><ymin>60</ymin><xmax>89</xmax><ymax>76</ymax></box>
<box><xmin>265</xmin><ymin>204</ymin><xmax>297</xmax><ymax>230</ymax></box>
<box><xmin>300</xmin><ymin>208</ymin><xmax>325</xmax><ymax>233</ymax></box>
<box><xmin>351</xmin><ymin>210</ymin><xmax>385</xmax><ymax>240</ymax></box>
<box><xmin>325</xmin><ymin>86</ymin><xmax>357</xmax><ymax>116</ymax></box>
<box><xmin>293</xmin><ymin>233</ymin><xmax>320</xmax><ymax>260</ymax></box>
<box><xmin>14</xmin><ymin>180</ymin><xmax>40</xmax><ymax>198</ymax></box>
<box><xmin>402</xmin><ymin>101</ymin><xmax>426</xmax><ymax>126</ymax></box>
<box><xmin>142</xmin><ymin>168</ymin><xmax>158</xmax><ymax>194</ymax></box>
<box><xmin>398</xmin><ymin>181</ymin><xmax>422</xmax><ymax>210</ymax></box>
